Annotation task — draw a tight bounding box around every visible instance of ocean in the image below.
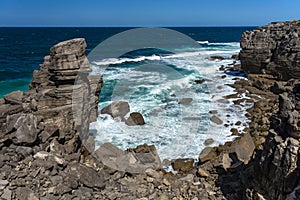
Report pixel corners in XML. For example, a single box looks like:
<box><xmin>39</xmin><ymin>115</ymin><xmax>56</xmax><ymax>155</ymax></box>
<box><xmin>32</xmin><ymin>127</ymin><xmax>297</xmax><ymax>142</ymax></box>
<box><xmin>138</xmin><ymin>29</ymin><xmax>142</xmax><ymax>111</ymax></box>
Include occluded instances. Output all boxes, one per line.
<box><xmin>0</xmin><ymin>27</ymin><xmax>255</xmax><ymax>159</ymax></box>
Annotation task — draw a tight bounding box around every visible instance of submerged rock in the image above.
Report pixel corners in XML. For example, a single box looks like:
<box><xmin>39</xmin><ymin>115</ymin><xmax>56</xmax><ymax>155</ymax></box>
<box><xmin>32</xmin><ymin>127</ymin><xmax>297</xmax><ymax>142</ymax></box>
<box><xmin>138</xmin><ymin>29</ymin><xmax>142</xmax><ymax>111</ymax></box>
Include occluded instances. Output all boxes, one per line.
<box><xmin>178</xmin><ymin>98</ymin><xmax>193</xmax><ymax>105</ymax></box>
<box><xmin>210</xmin><ymin>115</ymin><xmax>223</xmax><ymax>125</ymax></box>
<box><xmin>210</xmin><ymin>55</ymin><xmax>225</xmax><ymax>60</ymax></box>
<box><xmin>204</xmin><ymin>138</ymin><xmax>214</xmax><ymax>146</ymax></box>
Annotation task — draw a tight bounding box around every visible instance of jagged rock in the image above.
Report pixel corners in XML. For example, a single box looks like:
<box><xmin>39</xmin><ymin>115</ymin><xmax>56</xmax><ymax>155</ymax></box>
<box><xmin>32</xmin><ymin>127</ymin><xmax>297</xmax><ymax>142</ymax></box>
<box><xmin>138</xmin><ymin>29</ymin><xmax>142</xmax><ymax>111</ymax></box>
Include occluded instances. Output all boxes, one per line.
<box><xmin>9</xmin><ymin>114</ymin><xmax>39</xmax><ymax>145</ymax></box>
<box><xmin>1</xmin><ymin>188</ymin><xmax>11</xmax><ymax>200</ymax></box>
<box><xmin>230</xmin><ymin>133</ymin><xmax>255</xmax><ymax>164</ymax></box>
<box><xmin>94</xmin><ymin>143</ymin><xmax>162</xmax><ymax>173</ymax></box>
<box><xmin>199</xmin><ymin>147</ymin><xmax>217</xmax><ymax>163</ymax></box>
<box><xmin>178</xmin><ymin>98</ymin><xmax>193</xmax><ymax>105</ymax></box>
<box><xmin>0</xmin><ymin>180</ymin><xmax>9</xmax><ymax>190</ymax></box>
<box><xmin>125</xmin><ymin>112</ymin><xmax>145</xmax><ymax>126</ymax></box>
<box><xmin>172</xmin><ymin>158</ymin><xmax>194</xmax><ymax>172</ymax></box>
<box><xmin>272</xmin><ymin>85</ymin><xmax>300</xmax><ymax>139</ymax></box>
<box><xmin>0</xmin><ymin>104</ymin><xmax>23</xmax><ymax>124</ymax></box>
<box><xmin>240</xmin><ymin>20</ymin><xmax>300</xmax><ymax>80</ymax></box>
<box><xmin>64</xmin><ymin>162</ymin><xmax>106</xmax><ymax>189</ymax></box>
<box><xmin>231</xmin><ymin>54</ymin><xmax>239</xmax><ymax>60</ymax></box>
<box><xmin>197</xmin><ymin>168</ymin><xmax>209</xmax><ymax>177</ymax></box>
<box><xmin>270</xmin><ymin>81</ymin><xmax>289</xmax><ymax>94</ymax></box>
<box><xmin>100</xmin><ymin>101</ymin><xmax>130</xmax><ymax>118</ymax></box>
<box><xmin>4</xmin><ymin>91</ymin><xmax>23</xmax><ymax>105</ymax></box>
<box><xmin>15</xmin><ymin>187</ymin><xmax>39</xmax><ymax>200</ymax></box>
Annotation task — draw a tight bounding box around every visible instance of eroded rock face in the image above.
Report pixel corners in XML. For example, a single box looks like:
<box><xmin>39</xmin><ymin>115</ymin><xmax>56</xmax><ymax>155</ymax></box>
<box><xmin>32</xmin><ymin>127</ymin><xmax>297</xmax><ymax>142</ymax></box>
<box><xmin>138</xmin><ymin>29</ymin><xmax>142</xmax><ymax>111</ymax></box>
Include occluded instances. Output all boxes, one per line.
<box><xmin>252</xmin><ymin>81</ymin><xmax>300</xmax><ymax>200</ymax></box>
<box><xmin>0</xmin><ymin>38</ymin><xmax>106</xmax><ymax>199</ymax></box>
<box><xmin>240</xmin><ymin>20</ymin><xmax>300</xmax><ymax>80</ymax></box>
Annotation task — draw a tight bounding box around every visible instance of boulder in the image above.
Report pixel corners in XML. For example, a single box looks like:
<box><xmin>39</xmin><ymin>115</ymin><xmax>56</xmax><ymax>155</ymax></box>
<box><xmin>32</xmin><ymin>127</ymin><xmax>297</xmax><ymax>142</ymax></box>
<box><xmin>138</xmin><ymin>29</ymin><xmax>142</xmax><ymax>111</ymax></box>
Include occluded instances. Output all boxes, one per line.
<box><xmin>10</xmin><ymin>114</ymin><xmax>39</xmax><ymax>145</ymax></box>
<box><xmin>210</xmin><ymin>115</ymin><xmax>223</xmax><ymax>125</ymax></box>
<box><xmin>204</xmin><ymin>138</ymin><xmax>214</xmax><ymax>146</ymax></box>
<box><xmin>178</xmin><ymin>98</ymin><xmax>193</xmax><ymax>105</ymax></box>
<box><xmin>230</xmin><ymin>133</ymin><xmax>255</xmax><ymax>164</ymax></box>
<box><xmin>199</xmin><ymin>147</ymin><xmax>217</xmax><ymax>163</ymax></box>
<box><xmin>94</xmin><ymin>143</ymin><xmax>162</xmax><ymax>173</ymax></box>
<box><xmin>4</xmin><ymin>91</ymin><xmax>23</xmax><ymax>105</ymax></box>
<box><xmin>64</xmin><ymin>162</ymin><xmax>106</xmax><ymax>189</ymax></box>
<box><xmin>194</xmin><ymin>79</ymin><xmax>205</xmax><ymax>84</ymax></box>
<box><xmin>210</xmin><ymin>55</ymin><xmax>225</xmax><ymax>60</ymax></box>
<box><xmin>15</xmin><ymin>187</ymin><xmax>39</xmax><ymax>200</ymax></box>
<box><xmin>197</xmin><ymin>168</ymin><xmax>209</xmax><ymax>177</ymax></box>
<box><xmin>100</xmin><ymin>101</ymin><xmax>130</xmax><ymax>118</ymax></box>
<box><xmin>171</xmin><ymin>158</ymin><xmax>194</xmax><ymax>172</ymax></box>
<box><xmin>125</xmin><ymin>112</ymin><xmax>145</xmax><ymax>126</ymax></box>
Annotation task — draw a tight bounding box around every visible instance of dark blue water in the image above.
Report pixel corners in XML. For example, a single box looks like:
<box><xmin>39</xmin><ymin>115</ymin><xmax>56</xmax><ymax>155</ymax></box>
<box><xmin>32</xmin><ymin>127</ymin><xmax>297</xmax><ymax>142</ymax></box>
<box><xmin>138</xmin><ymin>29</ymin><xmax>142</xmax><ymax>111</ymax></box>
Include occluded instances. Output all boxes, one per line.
<box><xmin>0</xmin><ymin>27</ymin><xmax>255</xmax><ymax>98</ymax></box>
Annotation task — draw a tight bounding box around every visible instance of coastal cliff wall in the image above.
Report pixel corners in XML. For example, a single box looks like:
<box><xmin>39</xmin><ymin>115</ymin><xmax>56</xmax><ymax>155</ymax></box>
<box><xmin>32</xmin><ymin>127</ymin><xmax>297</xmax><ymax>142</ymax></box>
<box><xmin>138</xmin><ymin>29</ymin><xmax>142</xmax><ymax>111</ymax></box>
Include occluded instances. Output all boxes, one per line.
<box><xmin>239</xmin><ymin>21</ymin><xmax>300</xmax><ymax>200</ymax></box>
<box><xmin>240</xmin><ymin>20</ymin><xmax>300</xmax><ymax>80</ymax></box>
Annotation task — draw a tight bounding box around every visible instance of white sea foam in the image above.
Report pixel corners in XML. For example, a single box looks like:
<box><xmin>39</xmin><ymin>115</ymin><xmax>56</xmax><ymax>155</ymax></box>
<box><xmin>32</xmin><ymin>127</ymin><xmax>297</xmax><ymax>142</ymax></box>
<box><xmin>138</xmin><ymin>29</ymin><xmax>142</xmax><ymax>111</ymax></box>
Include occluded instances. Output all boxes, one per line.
<box><xmin>197</xmin><ymin>40</ymin><xmax>209</xmax><ymax>44</ymax></box>
<box><xmin>93</xmin><ymin>54</ymin><xmax>161</xmax><ymax>66</ymax></box>
<box><xmin>90</xmin><ymin>42</ymin><xmax>251</xmax><ymax>160</ymax></box>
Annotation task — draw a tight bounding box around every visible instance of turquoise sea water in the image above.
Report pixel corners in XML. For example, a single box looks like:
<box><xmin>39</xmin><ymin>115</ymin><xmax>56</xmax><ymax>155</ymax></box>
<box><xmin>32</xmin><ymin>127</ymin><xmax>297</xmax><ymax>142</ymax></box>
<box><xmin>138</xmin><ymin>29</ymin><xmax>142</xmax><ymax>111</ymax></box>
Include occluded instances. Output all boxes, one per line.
<box><xmin>0</xmin><ymin>27</ymin><xmax>254</xmax><ymax>97</ymax></box>
<box><xmin>0</xmin><ymin>27</ymin><xmax>255</xmax><ymax>159</ymax></box>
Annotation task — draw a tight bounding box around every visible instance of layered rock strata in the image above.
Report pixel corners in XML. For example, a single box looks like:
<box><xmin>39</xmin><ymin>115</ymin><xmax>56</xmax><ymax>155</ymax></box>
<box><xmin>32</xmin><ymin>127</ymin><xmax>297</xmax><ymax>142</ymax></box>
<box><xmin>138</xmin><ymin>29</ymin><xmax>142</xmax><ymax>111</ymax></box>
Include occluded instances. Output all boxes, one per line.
<box><xmin>240</xmin><ymin>20</ymin><xmax>300</xmax><ymax>80</ymax></box>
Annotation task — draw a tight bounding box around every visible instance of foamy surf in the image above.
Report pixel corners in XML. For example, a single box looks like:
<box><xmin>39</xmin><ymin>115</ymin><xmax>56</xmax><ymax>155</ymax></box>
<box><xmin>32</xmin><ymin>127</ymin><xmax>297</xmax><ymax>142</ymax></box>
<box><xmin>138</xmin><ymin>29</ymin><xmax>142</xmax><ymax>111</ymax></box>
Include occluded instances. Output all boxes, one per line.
<box><xmin>89</xmin><ymin>41</ymin><xmax>251</xmax><ymax>160</ymax></box>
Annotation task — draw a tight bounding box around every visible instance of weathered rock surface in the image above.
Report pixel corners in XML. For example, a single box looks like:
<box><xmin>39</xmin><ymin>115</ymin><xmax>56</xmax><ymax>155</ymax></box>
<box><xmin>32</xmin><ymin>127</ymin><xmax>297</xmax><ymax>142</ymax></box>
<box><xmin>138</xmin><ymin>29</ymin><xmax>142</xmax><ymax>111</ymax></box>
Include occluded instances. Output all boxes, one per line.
<box><xmin>100</xmin><ymin>101</ymin><xmax>130</xmax><ymax>118</ymax></box>
<box><xmin>1</xmin><ymin>20</ymin><xmax>300</xmax><ymax>199</ymax></box>
<box><xmin>210</xmin><ymin>115</ymin><xmax>223</xmax><ymax>125</ymax></box>
<box><xmin>178</xmin><ymin>97</ymin><xmax>193</xmax><ymax>105</ymax></box>
<box><xmin>125</xmin><ymin>112</ymin><xmax>146</xmax><ymax>126</ymax></box>
<box><xmin>94</xmin><ymin>143</ymin><xmax>161</xmax><ymax>173</ymax></box>
<box><xmin>240</xmin><ymin>20</ymin><xmax>300</xmax><ymax>80</ymax></box>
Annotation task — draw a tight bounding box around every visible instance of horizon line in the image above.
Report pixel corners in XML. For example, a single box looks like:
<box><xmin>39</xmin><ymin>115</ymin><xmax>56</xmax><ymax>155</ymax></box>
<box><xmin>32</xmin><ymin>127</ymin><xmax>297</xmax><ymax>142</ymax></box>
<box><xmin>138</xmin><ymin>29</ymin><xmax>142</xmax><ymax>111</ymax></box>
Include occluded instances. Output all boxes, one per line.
<box><xmin>0</xmin><ymin>25</ymin><xmax>259</xmax><ymax>28</ymax></box>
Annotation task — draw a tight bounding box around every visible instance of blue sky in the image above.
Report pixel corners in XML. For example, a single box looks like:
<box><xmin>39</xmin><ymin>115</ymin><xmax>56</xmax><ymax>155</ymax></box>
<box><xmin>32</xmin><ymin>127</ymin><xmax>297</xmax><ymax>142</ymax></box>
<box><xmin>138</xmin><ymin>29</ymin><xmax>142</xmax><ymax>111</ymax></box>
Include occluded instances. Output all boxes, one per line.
<box><xmin>1</xmin><ymin>0</ymin><xmax>299</xmax><ymax>27</ymax></box>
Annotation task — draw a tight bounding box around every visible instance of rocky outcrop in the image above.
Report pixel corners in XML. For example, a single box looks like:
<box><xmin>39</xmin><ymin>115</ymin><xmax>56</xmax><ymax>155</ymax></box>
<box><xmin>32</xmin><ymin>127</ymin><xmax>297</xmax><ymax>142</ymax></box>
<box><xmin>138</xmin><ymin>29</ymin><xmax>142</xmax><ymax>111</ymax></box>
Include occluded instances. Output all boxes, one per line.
<box><xmin>94</xmin><ymin>143</ymin><xmax>161</xmax><ymax>173</ymax></box>
<box><xmin>0</xmin><ymin>38</ymin><xmax>107</xmax><ymax>199</ymax></box>
<box><xmin>240</xmin><ymin>20</ymin><xmax>300</xmax><ymax>80</ymax></box>
<box><xmin>251</xmin><ymin>81</ymin><xmax>300</xmax><ymax>200</ymax></box>
<box><xmin>238</xmin><ymin>20</ymin><xmax>300</xmax><ymax>200</ymax></box>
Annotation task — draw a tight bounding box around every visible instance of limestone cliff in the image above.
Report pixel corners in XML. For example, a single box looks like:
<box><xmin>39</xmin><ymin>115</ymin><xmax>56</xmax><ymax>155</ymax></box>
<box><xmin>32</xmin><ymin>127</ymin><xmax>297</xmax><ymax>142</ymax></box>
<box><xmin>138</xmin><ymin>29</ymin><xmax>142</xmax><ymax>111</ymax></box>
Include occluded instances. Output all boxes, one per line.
<box><xmin>240</xmin><ymin>20</ymin><xmax>300</xmax><ymax>80</ymax></box>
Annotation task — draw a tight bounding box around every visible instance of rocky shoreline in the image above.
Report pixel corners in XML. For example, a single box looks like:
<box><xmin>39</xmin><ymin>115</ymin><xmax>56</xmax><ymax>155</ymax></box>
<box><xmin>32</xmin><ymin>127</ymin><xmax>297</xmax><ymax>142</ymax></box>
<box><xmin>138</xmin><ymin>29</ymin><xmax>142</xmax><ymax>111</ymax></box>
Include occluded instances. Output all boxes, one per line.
<box><xmin>0</xmin><ymin>21</ymin><xmax>299</xmax><ymax>200</ymax></box>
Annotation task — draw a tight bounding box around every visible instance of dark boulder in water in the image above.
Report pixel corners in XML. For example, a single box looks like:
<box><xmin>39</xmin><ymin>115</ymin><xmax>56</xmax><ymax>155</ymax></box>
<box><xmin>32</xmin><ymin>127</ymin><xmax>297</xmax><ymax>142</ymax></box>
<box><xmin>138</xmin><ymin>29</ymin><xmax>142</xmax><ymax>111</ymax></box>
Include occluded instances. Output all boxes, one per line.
<box><xmin>178</xmin><ymin>98</ymin><xmax>193</xmax><ymax>105</ymax></box>
<box><xmin>204</xmin><ymin>138</ymin><xmax>214</xmax><ymax>146</ymax></box>
<box><xmin>210</xmin><ymin>115</ymin><xmax>223</xmax><ymax>125</ymax></box>
<box><xmin>125</xmin><ymin>112</ymin><xmax>145</xmax><ymax>126</ymax></box>
<box><xmin>210</xmin><ymin>55</ymin><xmax>225</xmax><ymax>60</ymax></box>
